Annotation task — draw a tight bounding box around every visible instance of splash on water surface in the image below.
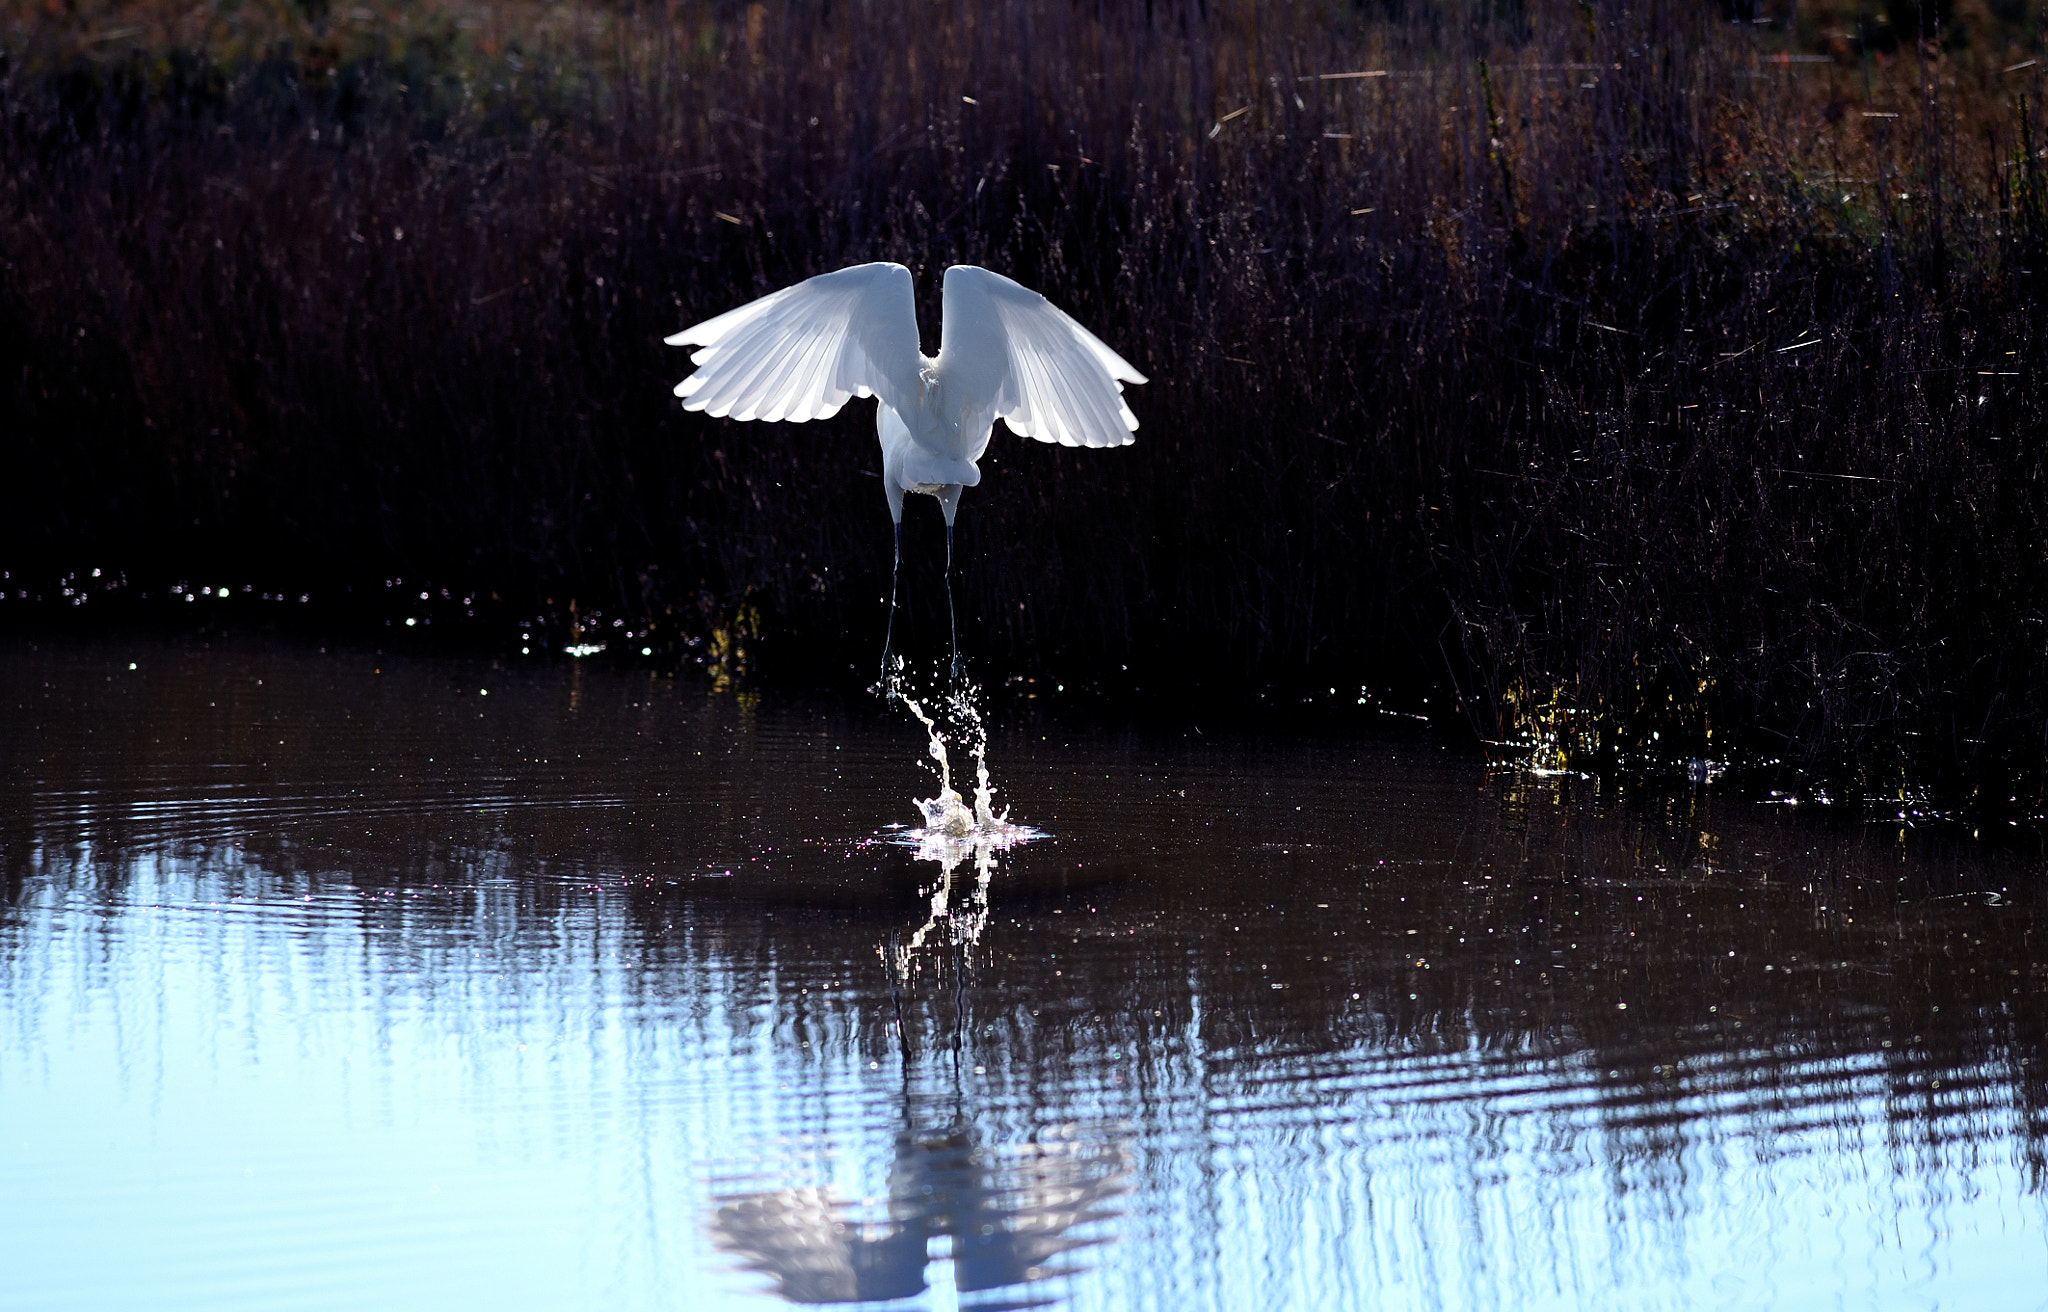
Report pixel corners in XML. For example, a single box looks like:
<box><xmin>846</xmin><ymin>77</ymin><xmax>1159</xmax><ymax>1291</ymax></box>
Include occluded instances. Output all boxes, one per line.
<box><xmin>889</xmin><ymin>674</ymin><xmax>1038</xmax><ymax>847</ymax></box>
<box><xmin>879</xmin><ymin>671</ymin><xmax>1043</xmax><ymax>978</ymax></box>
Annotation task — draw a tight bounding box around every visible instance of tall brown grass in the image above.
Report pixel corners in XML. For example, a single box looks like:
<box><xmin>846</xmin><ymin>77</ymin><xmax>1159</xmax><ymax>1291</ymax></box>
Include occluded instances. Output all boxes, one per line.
<box><xmin>4</xmin><ymin>0</ymin><xmax>2047</xmax><ymax>816</ymax></box>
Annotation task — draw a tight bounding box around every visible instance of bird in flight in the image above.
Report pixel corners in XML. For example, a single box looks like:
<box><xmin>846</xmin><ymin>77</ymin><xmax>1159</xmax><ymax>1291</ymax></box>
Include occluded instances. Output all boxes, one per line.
<box><xmin>667</xmin><ymin>262</ymin><xmax>1146</xmax><ymax>687</ymax></box>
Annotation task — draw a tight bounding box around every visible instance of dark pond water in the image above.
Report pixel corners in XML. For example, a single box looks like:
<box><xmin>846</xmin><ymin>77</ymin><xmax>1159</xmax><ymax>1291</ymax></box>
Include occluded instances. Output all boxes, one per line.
<box><xmin>3</xmin><ymin>636</ymin><xmax>2044</xmax><ymax>1310</ymax></box>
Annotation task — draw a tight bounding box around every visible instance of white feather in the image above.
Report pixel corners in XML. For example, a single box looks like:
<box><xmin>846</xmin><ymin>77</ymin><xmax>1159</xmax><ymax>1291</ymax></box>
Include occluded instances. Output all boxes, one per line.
<box><xmin>936</xmin><ymin>265</ymin><xmax>1145</xmax><ymax>453</ymax></box>
<box><xmin>666</xmin><ymin>262</ymin><xmax>923</xmax><ymax>424</ymax></box>
<box><xmin>667</xmin><ymin>261</ymin><xmax>1147</xmax><ymax>677</ymax></box>
<box><xmin>670</xmin><ymin>264</ymin><xmax>1144</xmax><ymax>511</ymax></box>
<box><xmin>668</xmin><ymin>262</ymin><xmax>1145</xmax><ymax>469</ymax></box>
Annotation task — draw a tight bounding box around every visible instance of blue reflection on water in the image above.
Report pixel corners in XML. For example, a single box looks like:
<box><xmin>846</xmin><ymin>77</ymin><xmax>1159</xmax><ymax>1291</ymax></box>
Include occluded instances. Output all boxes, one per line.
<box><xmin>1</xmin><ymin>639</ymin><xmax>2044</xmax><ymax>1311</ymax></box>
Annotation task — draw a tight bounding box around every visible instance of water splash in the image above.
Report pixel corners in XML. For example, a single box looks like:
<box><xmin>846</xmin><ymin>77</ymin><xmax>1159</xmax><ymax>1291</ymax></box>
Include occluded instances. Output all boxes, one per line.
<box><xmin>889</xmin><ymin>670</ymin><xmax>1027</xmax><ymax>841</ymax></box>
<box><xmin>878</xmin><ymin>665</ymin><xmax>1042</xmax><ymax>979</ymax></box>
<box><xmin>882</xmin><ymin>804</ymin><xmax>1043</xmax><ymax>979</ymax></box>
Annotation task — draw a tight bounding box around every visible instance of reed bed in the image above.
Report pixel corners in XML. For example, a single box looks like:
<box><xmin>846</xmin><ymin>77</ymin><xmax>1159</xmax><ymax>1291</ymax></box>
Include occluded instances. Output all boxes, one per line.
<box><xmin>4</xmin><ymin>0</ymin><xmax>2047</xmax><ymax>817</ymax></box>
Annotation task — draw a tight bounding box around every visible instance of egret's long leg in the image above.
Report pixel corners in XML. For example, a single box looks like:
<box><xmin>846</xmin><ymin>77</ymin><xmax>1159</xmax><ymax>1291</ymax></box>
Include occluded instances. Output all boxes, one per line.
<box><xmin>945</xmin><ymin>523</ymin><xmax>963</xmax><ymax>685</ymax></box>
<box><xmin>881</xmin><ymin>520</ymin><xmax>904</xmax><ymax>688</ymax></box>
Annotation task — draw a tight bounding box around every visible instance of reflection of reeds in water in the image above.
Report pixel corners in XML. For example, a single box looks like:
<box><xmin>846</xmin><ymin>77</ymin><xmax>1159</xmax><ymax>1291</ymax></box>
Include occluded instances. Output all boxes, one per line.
<box><xmin>711</xmin><ymin>1127</ymin><xmax>1128</xmax><ymax>1304</ymax></box>
<box><xmin>5</xmin><ymin>0</ymin><xmax>2048</xmax><ymax>813</ymax></box>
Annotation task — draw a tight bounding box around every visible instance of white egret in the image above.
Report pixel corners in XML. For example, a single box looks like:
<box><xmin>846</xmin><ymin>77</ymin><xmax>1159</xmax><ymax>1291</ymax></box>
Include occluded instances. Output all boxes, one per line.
<box><xmin>666</xmin><ymin>262</ymin><xmax>1146</xmax><ymax>684</ymax></box>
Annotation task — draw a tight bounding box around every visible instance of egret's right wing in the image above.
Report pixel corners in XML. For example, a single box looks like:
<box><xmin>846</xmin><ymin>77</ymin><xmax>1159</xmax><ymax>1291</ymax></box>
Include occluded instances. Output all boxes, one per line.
<box><xmin>938</xmin><ymin>265</ymin><xmax>1147</xmax><ymax>450</ymax></box>
<box><xmin>666</xmin><ymin>263</ymin><xmax>922</xmax><ymax>422</ymax></box>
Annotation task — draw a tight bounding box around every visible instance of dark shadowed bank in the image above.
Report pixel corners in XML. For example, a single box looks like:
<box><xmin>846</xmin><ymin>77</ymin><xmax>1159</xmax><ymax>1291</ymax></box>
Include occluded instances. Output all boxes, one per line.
<box><xmin>4</xmin><ymin>0</ymin><xmax>2047</xmax><ymax>819</ymax></box>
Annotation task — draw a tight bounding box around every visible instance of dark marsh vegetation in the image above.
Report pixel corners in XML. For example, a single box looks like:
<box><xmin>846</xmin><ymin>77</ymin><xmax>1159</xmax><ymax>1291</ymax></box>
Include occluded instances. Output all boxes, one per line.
<box><xmin>5</xmin><ymin>0</ymin><xmax>2048</xmax><ymax>819</ymax></box>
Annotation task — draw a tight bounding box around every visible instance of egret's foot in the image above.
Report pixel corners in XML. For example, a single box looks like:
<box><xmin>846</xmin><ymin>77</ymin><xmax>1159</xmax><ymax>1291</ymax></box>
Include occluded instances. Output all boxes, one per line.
<box><xmin>873</xmin><ymin>648</ymin><xmax>903</xmax><ymax>698</ymax></box>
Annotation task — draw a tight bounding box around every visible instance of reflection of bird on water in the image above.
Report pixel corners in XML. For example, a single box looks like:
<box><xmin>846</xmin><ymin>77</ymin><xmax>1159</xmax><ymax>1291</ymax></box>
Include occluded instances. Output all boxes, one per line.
<box><xmin>667</xmin><ymin>262</ymin><xmax>1147</xmax><ymax>685</ymax></box>
<box><xmin>709</xmin><ymin>1126</ymin><xmax>1128</xmax><ymax>1304</ymax></box>
<box><xmin>710</xmin><ymin>827</ymin><xmax>1125</xmax><ymax>1304</ymax></box>
<box><xmin>709</xmin><ymin>1186</ymin><xmax>928</xmax><ymax>1304</ymax></box>
<box><xmin>940</xmin><ymin>1127</ymin><xmax>1129</xmax><ymax>1294</ymax></box>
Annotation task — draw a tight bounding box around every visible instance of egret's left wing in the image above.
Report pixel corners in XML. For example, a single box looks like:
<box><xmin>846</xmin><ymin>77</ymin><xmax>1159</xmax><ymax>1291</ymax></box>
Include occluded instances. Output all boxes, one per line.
<box><xmin>666</xmin><ymin>262</ymin><xmax>922</xmax><ymax>423</ymax></box>
<box><xmin>937</xmin><ymin>265</ymin><xmax>1147</xmax><ymax>450</ymax></box>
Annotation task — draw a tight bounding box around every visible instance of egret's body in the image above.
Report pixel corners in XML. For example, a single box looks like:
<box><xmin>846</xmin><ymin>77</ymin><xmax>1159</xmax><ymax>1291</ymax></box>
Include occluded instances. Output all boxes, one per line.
<box><xmin>667</xmin><ymin>262</ymin><xmax>1145</xmax><ymax>682</ymax></box>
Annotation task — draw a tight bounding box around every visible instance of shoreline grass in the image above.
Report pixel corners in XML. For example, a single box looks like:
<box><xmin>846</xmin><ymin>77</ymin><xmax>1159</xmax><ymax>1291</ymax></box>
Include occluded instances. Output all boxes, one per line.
<box><xmin>5</xmin><ymin>0</ymin><xmax>2047</xmax><ymax>820</ymax></box>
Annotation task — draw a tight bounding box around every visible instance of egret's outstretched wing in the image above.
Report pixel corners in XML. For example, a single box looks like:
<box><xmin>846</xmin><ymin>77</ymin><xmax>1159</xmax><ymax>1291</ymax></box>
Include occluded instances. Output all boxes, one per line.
<box><xmin>667</xmin><ymin>262</ymin><xmax>922</xmax><ymax>423</ymax></box>
<box><xmin>937</xmin><ymin>265</ymin><xmax>1147</xmax><ymax>450</ymax></box>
